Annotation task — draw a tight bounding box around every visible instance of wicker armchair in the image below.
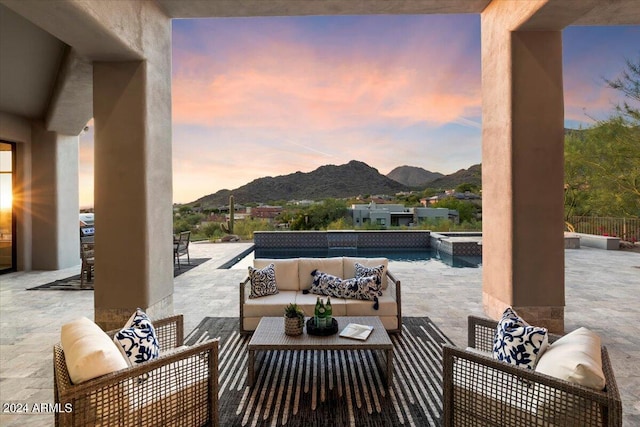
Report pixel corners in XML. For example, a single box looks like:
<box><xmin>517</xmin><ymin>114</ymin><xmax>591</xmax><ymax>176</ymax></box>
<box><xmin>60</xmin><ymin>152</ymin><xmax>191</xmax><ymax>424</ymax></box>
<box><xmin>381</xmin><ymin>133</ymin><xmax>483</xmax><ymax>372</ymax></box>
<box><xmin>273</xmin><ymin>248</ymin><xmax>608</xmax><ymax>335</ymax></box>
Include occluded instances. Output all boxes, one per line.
<box><xmin>442</xmin><ymin>315</ymin><xmax>622</xmax><ymax>427</ymax></box>
<box><xmin>54</xmin><ymin>314</ymin><xmax>219</xmax><ymax>426</ymax></box>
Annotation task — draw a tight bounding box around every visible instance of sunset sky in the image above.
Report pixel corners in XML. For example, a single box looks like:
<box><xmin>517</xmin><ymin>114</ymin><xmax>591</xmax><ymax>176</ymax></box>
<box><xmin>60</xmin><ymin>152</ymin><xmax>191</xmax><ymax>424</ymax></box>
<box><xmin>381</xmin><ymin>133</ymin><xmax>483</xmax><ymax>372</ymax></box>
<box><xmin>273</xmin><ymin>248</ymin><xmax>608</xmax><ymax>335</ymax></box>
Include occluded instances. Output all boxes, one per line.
<box><xmin>78</xmin><ymin>16</ymin><xmax>639</xmax><ymax>206</ymax></box>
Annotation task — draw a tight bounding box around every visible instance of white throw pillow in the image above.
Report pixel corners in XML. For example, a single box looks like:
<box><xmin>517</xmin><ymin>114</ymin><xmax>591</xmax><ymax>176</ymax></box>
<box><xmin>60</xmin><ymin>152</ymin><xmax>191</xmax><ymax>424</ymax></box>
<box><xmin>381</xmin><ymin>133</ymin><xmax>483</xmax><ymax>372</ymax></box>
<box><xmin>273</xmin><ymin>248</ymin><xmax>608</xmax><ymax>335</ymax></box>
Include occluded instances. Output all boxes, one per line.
<box><xmin>535</xmin><ymin>327</ymin><xmax>606</xmax><ymax>390</ymax></box>
<box><xmin>113</xmin><ymin>309</ymin><xmax>160</xmax><ymax>366</ymax></box>
<box><xmin>61</xmin><ymin>317</ymin><xmax>128</xmax><ymax>384</ymax></box>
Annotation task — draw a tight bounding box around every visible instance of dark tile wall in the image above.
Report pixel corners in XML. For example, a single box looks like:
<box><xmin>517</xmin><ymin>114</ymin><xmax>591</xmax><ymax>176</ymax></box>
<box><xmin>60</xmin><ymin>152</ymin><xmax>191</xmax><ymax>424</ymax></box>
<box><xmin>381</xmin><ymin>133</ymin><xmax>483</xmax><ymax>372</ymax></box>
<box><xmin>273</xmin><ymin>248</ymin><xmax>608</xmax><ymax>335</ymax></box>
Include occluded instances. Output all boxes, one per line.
<box><xmin>254</xmin><ymin>231</ymin><xmax>482</xmax><ymax>256</ymax></box>
<box><xmin>254</xmin><ymin>231</ymin><xmax>431</xmax><ymax>249</ymax></box>
<box><xmin>429</xmin><ymin>234</ymin><xmax>483</xmax><ymax>256</ymax></box>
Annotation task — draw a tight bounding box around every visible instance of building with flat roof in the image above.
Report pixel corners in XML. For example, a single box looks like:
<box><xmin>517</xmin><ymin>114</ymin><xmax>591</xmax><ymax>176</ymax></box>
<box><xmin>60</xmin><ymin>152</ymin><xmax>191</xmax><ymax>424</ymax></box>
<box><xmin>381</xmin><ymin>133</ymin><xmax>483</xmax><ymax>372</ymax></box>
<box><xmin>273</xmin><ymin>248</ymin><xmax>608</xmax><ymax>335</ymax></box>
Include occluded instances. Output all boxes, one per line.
<box><xmin>351</xmin><ymin>203</ymin><xmax>458</xmax><ymax>228</ymax></box>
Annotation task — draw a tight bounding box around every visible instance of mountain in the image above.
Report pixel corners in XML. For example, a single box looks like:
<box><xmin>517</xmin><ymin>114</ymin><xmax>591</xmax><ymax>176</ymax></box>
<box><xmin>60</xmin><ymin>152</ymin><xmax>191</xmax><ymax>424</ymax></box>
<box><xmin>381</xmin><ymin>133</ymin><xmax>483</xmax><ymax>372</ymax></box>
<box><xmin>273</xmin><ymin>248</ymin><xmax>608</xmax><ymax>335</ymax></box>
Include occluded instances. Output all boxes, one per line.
<box><xmin>424</xmin><ymin>164</ymin><xmax>482</xmax><ymax>189</ymax></box>
<box><xmin>386</xmin><ymin>165</ymin><xmax>444</xmax><ymax>187</ymax></box>
<box><xmin>191</xmin><ymin>160</ymin><xmax>411</xmax><ymax>206</ymax></box>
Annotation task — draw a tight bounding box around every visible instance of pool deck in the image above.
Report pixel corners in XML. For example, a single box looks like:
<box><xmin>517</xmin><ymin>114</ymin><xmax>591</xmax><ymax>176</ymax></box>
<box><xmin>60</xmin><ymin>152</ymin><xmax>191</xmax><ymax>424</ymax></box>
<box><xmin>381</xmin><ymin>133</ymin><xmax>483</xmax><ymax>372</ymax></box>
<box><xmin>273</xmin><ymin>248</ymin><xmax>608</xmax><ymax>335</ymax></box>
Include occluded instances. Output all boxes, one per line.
<box><xmin>1</xmin><ymin>242</ymin><xmax>639</xmax><ymax>426</ymax></box>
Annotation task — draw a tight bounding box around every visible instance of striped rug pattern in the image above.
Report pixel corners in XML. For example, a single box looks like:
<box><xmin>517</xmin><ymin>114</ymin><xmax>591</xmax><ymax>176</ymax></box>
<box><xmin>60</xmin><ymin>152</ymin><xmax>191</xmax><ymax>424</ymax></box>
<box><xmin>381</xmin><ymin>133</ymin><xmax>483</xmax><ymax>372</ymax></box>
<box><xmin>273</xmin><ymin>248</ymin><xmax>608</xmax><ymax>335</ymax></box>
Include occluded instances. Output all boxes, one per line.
<box><xmin>185</xmin><ymin>317</ymin><xmax>453</xmax><ymax>427</ymax></box>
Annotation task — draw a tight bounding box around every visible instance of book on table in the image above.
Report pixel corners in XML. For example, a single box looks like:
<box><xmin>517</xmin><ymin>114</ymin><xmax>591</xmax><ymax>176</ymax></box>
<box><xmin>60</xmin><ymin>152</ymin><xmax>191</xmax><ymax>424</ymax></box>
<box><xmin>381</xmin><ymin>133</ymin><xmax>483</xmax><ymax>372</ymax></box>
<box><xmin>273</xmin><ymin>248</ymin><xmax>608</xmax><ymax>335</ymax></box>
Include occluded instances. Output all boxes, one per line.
<box><xmin>339</xmin><ymin>323</ymin><xmax>374</xmax><ymax>341</ymax></box>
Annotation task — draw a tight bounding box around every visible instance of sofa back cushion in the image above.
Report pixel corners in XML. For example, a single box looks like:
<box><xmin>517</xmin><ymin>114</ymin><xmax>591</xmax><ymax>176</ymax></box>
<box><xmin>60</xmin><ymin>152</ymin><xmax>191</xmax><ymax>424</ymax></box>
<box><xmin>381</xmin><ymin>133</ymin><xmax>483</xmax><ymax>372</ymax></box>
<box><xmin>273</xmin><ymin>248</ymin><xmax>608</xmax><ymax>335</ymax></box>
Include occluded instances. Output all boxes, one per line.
<box><xmin>299</xmin><ymin>257</ymin><xmax>344</xmax><ymax>290</ymax></box>
<box><xmin>535</xmin><ymin>327</ymin><xmax>606</xmax><ymax>390</ymax></box>
<box><xmin>343</xmin><ymin>257</ymin><xmax>389</xmax><ymax>289</ymax></box>
<box><xmin>254</xmin><ymin>258</ymin><xmax>299</xmax><ymax>291</ymax></box>
<box><xmin>61</xmin><ymin>317</ymin><xmax>128</xmax><ymax>384</ymax></box>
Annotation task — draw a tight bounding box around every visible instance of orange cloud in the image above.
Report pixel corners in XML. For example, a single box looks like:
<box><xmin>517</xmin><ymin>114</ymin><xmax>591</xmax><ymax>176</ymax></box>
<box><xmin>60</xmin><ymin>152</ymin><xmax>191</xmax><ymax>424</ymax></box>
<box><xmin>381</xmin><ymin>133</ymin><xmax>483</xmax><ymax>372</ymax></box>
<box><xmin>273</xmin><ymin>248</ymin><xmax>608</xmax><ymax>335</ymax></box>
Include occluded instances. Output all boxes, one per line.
<box><xmin>171</xmin><ymin>32</ymin><xmax>481</xmax><ymax>133</ymax></box>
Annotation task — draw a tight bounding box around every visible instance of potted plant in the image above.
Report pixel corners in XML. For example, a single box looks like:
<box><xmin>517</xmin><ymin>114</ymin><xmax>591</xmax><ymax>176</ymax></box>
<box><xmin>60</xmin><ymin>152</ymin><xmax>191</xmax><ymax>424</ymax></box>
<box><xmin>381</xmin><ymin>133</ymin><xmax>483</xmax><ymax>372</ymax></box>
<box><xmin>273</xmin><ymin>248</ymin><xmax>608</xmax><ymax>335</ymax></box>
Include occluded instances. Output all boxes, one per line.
<box><xmin>284</xmin><ymin>303</ymin><xmax>305</xmax><ymax>336</ymax></box>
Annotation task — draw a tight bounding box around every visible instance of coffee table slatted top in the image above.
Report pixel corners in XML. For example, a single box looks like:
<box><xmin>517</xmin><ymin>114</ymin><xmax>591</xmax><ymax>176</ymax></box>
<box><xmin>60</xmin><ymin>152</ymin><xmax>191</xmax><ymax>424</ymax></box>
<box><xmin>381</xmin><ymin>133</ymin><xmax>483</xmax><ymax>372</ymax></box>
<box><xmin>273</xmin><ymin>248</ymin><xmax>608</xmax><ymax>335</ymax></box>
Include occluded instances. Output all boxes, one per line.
<box><xmin>248</xmin><ymin>316</ymin><xmax>392</xmax><ymax>350</ymax></box>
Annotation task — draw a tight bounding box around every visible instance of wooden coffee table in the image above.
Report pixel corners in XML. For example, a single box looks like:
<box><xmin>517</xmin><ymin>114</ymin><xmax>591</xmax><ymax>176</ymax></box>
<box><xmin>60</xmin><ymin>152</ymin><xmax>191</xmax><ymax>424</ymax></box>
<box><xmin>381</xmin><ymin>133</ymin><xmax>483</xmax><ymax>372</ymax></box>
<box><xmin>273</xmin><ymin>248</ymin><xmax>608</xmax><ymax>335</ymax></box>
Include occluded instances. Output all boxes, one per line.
<box><xmin>247</xmin><ymin>316</ymin><xmax>393</xmax><ymax>387</ymax></box>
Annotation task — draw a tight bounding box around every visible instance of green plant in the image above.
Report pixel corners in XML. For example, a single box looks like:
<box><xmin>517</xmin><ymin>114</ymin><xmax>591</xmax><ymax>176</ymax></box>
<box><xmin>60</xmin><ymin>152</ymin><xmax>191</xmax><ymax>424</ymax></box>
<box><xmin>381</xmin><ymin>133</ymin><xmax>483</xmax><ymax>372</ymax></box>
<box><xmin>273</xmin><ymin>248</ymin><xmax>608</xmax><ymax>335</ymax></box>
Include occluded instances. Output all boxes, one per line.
<box><xmin>220</xmin><ymin>195</ymin><xmax>235</xmax><ymax>234</ymax></box>
<box><xmin>284</xmin><ymin>303</ymin><xmax>305</xmax><ymax>319</ymax></box>
<box><xmin>232</xmin><ymin>218</ymin><xmax>275</xmax><ymax>240</ymax></box>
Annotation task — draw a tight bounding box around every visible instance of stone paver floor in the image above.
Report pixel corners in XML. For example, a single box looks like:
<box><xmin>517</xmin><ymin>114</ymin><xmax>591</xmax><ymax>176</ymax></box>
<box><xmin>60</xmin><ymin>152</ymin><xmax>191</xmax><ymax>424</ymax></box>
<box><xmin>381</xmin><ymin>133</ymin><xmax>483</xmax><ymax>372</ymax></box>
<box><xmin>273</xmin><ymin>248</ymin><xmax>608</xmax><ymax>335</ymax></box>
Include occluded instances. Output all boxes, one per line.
<box><xmin>1</xmin><ymin>241</ymin><xmax>638</xmax><ymax>426</ymax></box>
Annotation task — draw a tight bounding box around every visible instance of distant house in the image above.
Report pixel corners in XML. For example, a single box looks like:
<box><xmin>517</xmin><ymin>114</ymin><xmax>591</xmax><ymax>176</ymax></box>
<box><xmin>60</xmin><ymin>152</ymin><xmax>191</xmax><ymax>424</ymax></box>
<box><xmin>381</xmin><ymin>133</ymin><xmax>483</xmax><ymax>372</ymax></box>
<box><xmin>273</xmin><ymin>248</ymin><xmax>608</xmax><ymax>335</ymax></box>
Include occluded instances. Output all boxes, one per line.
<box><xmin>350</xmin><ymin>202</ymin><xmax>458</xmax><ymax>228</ymax></box>
<box><xmin>421</xmin><ymin>190</ymin><xmax>481</xmax><ymax>206</ymax></box>
<box><xmin>248</xmin><ymin>205</ymin><xmax>282</xmax><ymax>222</ymax></box>
<box><xmin>292</xmin><ymin>200</ymin><xmax>316</xmax><ymax>207</ymax></box>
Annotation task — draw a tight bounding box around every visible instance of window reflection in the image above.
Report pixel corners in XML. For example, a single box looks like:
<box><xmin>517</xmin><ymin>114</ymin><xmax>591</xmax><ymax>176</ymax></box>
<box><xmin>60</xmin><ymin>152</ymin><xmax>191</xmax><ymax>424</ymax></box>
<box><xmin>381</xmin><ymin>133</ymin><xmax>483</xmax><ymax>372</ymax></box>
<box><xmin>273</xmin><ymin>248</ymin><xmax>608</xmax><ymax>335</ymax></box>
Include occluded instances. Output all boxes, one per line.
<box><xmin>0</xmin><ymin>142</ymin><xmax>14</xmax><ymax>273</ymax></box>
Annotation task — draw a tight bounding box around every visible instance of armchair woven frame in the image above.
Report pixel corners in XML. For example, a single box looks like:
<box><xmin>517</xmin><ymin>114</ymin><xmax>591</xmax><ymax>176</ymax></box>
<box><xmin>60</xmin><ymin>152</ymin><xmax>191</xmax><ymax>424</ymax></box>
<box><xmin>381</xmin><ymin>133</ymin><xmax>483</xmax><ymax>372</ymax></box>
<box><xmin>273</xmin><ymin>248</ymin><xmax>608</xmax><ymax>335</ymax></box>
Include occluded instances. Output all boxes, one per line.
<box><xmin>442</xmin><ymin>315</ymin><xmax>622</xmax><ymax>427</ymax></box>
<box><xmin>54</xmin><ymin>314</ymin><xmax>219</xmax><ymax>426</ymax></box>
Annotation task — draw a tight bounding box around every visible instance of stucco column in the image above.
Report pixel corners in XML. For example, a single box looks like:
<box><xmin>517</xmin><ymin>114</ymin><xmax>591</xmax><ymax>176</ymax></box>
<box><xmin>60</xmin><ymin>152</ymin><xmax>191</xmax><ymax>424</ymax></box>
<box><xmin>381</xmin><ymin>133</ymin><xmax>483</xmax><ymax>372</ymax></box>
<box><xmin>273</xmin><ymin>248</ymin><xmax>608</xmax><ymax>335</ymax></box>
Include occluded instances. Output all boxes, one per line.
<box><xmin>481</xmin><ymin>2</ymin><xmax>565</xmax><ymax>333</ymax></box>
<box><xmin>30</xmin><ymin>122</ymin><xmax>80</xmax><ymax>270</ymax></box>
<box><xmin>93</xmin><ymin>56</ymin><xmax>173</xmax><ymax>330</ymax></box>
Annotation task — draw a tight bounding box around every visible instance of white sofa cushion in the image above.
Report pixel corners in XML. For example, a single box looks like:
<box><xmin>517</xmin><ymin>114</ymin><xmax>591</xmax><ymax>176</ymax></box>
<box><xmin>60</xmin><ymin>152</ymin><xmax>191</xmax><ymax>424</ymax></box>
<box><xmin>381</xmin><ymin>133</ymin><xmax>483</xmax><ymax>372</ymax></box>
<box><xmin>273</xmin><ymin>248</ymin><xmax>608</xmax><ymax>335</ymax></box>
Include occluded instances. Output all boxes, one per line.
<box><xmin>243</xmin><ymin>291</ymin><xmax>298</xmax><ymax>317</ymax></box>
<box><xmin>254</xmin><ymin>258</ymin><xmax>299</xmax><ymax>291</ymax></box>
<box><xmin>61</xmin><ymin>317</ymin><xmax>128</xmax><ymax>384</ymax></box>
<box><xmin>344</xmin><ymin>293</ymin><xmax>397</xmax><ymax>317</ymax></box>
<box><xmin>535</xmin><ymin>327</ymin><xmax>605</xmax><ymax>390</ymax></box>
<box><xmin>298</xmin><ymin>257</ymin><xmax>343</xmax><ymax>290</ymax></box>
<box><xmin>343</xmin><ymin>257</ymin><xmax>389</xmax><ymax>289</ymax></box>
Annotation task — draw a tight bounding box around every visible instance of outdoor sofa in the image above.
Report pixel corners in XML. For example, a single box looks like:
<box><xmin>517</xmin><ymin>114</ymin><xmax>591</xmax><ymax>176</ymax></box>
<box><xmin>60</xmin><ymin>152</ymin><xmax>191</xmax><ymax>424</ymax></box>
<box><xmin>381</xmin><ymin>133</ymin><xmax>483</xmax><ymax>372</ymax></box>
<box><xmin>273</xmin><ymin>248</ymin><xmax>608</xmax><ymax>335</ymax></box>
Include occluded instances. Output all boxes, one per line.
<box><xmin>442</xmin><ymin>315</ymin><xmax>622</xmax><ymax>427</ymax></box>
<box><xmin>54</xmin><ymin>314</ymin><xmax>219</xmax><ymax>426</ymax></box>
<box><xmin>239</xmin><ymin>257</ymin><xmax>402</xmax><ymax>334</ymax></box>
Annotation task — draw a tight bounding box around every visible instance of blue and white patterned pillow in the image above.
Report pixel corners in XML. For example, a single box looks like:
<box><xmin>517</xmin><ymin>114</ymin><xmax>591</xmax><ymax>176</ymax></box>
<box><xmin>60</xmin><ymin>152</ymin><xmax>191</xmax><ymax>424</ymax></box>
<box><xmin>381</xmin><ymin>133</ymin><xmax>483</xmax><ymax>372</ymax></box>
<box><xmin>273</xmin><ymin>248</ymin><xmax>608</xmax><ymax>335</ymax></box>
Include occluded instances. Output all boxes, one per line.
<box><xmin>309</xmin><ymin>270</ymin><xmax>379</xmax><ymax>302</ymax></box>
<box><xmin>309</xmin><ymin>270</ymin><xmax>345</xmax><ymax>298</ymax></box>
<box><xmin>354</xmin><ymin>263</ymin><xmax>385</xmax><ymax>296</ymax></box>
<box><xmin>341</xmin><ymin>276</ymin><xmax>380</xmax><ymax>301</ymax></box>
<box><xmin>493</xmin><ymin>307</ymin><xmax>548</xmax><ymax>370</ymax></box>
<box><xmin>248</xmin><ymin>263</ymin><xmax>279</xmax><ymax>298</ymax></box>
<box><xmin>114</xmin><ymin>308</ymin><xmax>160</xmax><ymax>366</ymax></box>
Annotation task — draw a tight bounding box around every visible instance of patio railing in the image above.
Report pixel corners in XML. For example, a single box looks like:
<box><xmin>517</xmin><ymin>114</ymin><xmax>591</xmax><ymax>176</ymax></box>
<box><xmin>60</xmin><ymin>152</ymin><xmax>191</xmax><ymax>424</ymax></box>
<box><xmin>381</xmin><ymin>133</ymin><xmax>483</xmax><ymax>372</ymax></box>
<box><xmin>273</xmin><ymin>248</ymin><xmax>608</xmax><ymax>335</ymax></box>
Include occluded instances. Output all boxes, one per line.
<box><xmin>568</xmin><ymin>216</ymin><xmax>639</xmax><ymax>242</ymax></box>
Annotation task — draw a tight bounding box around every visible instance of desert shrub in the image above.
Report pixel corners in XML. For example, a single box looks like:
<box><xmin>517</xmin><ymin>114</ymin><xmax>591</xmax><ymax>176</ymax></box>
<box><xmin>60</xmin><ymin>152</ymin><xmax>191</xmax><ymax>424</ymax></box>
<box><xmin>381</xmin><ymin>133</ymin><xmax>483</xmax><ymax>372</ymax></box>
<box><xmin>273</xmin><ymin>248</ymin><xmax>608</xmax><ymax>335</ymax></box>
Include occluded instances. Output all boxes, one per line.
<box><xmin>233</xmin><ymin>218</ymin><xmax>276</xmax><ymax>240</ymax></box>
<box><xmin>326</xmin><ymin>217</ymin><xmax>354</xmax><ymax>230</ymax></box>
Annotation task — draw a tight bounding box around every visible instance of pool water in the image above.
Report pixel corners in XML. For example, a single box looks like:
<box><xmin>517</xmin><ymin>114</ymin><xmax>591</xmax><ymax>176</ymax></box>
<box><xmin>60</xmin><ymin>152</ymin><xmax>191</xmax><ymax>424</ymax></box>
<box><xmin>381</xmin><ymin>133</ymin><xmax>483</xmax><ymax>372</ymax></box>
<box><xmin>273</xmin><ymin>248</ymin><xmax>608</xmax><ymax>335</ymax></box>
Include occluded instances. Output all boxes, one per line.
<box><xmin>226</xmin><ymin>247</ymin><xmax>482</xmax><ymax>270</ymax></box>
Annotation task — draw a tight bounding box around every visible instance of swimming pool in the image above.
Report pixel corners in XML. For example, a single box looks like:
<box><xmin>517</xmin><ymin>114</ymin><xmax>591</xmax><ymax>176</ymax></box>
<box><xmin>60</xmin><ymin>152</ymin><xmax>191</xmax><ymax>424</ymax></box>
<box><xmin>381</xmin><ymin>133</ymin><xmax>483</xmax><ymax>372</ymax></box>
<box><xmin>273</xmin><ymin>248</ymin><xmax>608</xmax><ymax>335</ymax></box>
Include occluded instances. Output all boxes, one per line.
<box><xmin>224</xmin><ymin>247</ymin><xmax>482</xmax><ymax>270</ymax></box>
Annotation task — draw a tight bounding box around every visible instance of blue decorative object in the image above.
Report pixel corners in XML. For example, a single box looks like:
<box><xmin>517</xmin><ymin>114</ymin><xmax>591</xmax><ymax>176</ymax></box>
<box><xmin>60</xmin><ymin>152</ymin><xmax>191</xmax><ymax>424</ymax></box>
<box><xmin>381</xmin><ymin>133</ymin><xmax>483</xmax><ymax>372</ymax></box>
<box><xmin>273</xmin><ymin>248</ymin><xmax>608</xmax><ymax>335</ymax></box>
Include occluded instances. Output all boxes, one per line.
<box><xmin>114</xmin><ymin>308</ymin><xmax>160</xmax><ymax>366</ymax></box>
<box><xmin>493</xmin><ymin>307</ymin><xmax>548</xmax><ymax>370</ymax></box>
<box><xmin>248</xmin><ymin>263</ymin><xmax>279</xmax><ymax>298</ymax></box>
<box><xmin>308</xmin><ymin>270</ymin><xmax>380</xmax><ymax>308</ymax></box>
<box><xmin>354</xmin><ymin>262</ymin><xmax>385</xmax><ymax>296</ymax></box>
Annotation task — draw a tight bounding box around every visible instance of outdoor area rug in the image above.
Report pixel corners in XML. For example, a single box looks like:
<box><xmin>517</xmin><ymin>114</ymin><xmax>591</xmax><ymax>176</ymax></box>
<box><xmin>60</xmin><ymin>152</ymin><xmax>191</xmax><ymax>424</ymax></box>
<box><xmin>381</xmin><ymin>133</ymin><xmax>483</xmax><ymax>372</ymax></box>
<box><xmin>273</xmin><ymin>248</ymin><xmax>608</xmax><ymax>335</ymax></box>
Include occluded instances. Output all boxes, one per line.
<box><xmin>185</xmin><ymin>316</ymin><xmax>453</xmax><ymax>427</ymax></box>
<box><xmin>26</xmin><ymin>258</ymin><xmax>211</xmax><ymax>291</ymax></box>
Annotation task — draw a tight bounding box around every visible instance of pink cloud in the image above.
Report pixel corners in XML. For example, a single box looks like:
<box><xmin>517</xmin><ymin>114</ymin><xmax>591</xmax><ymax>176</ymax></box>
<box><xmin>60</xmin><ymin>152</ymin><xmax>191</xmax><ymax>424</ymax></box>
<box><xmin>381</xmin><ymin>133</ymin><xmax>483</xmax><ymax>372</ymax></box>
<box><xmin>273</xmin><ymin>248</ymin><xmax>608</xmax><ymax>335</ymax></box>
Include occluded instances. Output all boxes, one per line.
<box><xmin>171</xmin><ymin>31</ymin><xmax>481</xmax><ymax>133</ymax></box>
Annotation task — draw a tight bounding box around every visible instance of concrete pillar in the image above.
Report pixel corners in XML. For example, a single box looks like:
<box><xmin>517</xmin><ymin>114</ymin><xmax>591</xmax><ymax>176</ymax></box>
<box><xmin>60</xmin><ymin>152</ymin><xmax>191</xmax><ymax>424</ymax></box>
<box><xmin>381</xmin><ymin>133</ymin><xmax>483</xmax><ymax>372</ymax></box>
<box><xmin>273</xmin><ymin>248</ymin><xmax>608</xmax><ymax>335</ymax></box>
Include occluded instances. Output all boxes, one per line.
<box><xmin>93</xmin><ymin>58</ymin><xmax>173</xmax><ymax>328</ymax></box>
<box><xmin>481</xmin><ymin>1</ymin><xmax>565</xmax><ymax>333</ymax></box>
<box><xmin>30</xmin><ymin>122</ymin><xmax>80</xmax><ymax>270</ymax></box>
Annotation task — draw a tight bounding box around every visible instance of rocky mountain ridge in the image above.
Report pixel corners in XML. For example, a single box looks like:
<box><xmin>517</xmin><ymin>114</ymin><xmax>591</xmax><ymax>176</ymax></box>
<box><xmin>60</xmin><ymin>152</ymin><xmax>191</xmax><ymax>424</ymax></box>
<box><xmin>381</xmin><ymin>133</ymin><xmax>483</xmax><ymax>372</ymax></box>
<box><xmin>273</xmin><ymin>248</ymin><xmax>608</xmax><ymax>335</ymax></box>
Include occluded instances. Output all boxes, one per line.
<box><xmin>190</xmin><ymin>161</ymin><xmax>481</xmax><ymax>206</ymax></box>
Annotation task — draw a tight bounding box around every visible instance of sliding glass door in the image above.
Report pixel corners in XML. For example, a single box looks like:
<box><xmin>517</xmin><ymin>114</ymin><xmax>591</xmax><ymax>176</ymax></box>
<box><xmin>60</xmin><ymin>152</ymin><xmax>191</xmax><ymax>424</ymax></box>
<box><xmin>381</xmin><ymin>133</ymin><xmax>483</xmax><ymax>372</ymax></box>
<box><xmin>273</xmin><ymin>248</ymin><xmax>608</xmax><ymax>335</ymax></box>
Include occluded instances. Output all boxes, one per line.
<box><xmin>0</xmin><ymin>141</ymin><xmax>15</xmax><ymax>273</ymax></box>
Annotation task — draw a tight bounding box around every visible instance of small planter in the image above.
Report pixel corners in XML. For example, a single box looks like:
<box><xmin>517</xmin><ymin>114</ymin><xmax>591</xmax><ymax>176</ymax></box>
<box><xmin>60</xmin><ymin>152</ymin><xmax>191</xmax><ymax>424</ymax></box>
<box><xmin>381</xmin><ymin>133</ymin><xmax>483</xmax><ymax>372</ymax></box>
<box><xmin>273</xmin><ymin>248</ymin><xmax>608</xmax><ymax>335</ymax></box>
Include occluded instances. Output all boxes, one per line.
<box><xmin>283</xmin><ymin>303</ymin><xmax>306</xmax><ymax>336</ymax></box>
<box><xmin>284</xmin><ymin>316</ymin><xmax>304</xmax><ymax>336</ymax></box>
